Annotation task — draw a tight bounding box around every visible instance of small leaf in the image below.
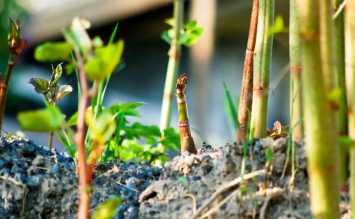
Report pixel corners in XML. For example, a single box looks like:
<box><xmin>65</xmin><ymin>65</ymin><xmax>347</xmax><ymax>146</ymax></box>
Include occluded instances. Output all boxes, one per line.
<box><xmin>223</xmin><ymin>82</ymin><xmax>239</xmax><ymax>131</ymax></box>
<box><xmin>56</xmin><ymin>85</ymin><xmax>73</xmax><ymax>101</ymax></box>
<box><xmin>265</xmin><ymin>147</ymin><xmax>273</xmax><ymax>163</ymax></box>
<box><xmin>52</xmin><ymin>64</ymin><xmax>63</xmax><ymax>84</ymax></box>
<box><xmin>109</xmin><ymin>102</ymin><xmax>144</xmax><ymax>117</ymax></box>
<box><xmin>34</xmin><ymin>42</ymin><xmax>72</xmax><ymax>62</ymax></box>
<box><xmin>268</xmin><ymin>16</ymin><xmax>287</xmax><ymax>36</ymax></box>
<box><xmin>165</xmin><ymin>18</ymin><xmax>175</xmax><ymax>27</ymax></box>
<box><xmin>92</xmin><ymin>197</ymin><xmax>121</xmax><ymax>219</ymax></box>
<box><xmin>17</xmin><ymin>106</ymin><xmax>65</xmax><ymax>132</ymax></box>
<box><xmin>84</xmin><ymin>40</ymin><xmax>124</xmax><ymax>81</ymax></box>
<box><xmin>161</xmin><ymin>31</ymin><xmax>172</xmax><ymax>44</ymax></box>
<box><xmin>29</xmin><ymin>78</ymin><xmax>49</xmax><ymax>94</ymax></box>
<box><xmin>68</xmin><ymin>112</ymin><xmax>78</xmax><ymax>126</ymax></box>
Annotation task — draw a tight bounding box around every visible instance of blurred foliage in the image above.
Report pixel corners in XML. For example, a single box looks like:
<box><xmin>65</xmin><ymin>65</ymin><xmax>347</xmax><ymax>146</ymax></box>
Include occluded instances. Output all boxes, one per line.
<box><xmin>92</xmin><ymin>197</ymin><xmax>121</xmax><ymax>219</ymax></box>
<box><xmin>223</xmin><ymin>82</ymin><xmax>239</xmax><ymax>137</ymax></box>
<box><xmin>162</xmin><ymin>19</ymin><xmax>203</xmax><ymax>47</ymax></box>
<box><xmin>0</xmin><ymin>0</ymin><xmax>26</xmax><ymax>70</ymax></box>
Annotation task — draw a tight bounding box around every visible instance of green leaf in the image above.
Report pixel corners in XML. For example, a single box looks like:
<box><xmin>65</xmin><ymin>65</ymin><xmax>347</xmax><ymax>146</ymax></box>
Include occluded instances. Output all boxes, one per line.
<box><xmin>34</xmin><ymin>42</ymin><xmax>72</xmax><ymax>62</ymax></box>
<box><xmin>223</xmin><ymin>82</ymin><xmax>239</xmax><ymax>131</ymax></box>
<box><xmin>17</xmin><ymin>106</ymin><xmax>65</xmax><ymax>132</ymax></box>
<box><xmin>29</xmin><ymin>78</ymin><xmax>49</xmax><ymax>94</ymax></box>
<box><xmin>124</xmin><ymin>123</ymin><xmax>160</xmax><ymax>140</ymax></box>
<box><xmin>328</xmin><ymin>87</ymin><xmax>342</xmax><ymax>107</ymax></box>
<box><xmin>161</xmin><ymin>128</ymin><xmax>180</xmax><ymax>151</ymax></box>
<box><xmin>109</xmin><ymin>23</ymin><xmax>119</xmax><ymax>44</ymax></box>
<box><xmin>84</xmin><ymin>40</ymin><xmax>124</xmax><ymax>81</ymax></box>
<box><xmin>265</xmin><ymin>147</ymin><xmax>273</xmax><ymax>163</ymax></box>
<box><xmin>109</xmin><ymin>102</ymin><xmax>144</xmax><ymax>117</ymax></box>
<box><xmin>180</xmin><ymin>20</ymin><xmax>203</xmax><ymax>46</ymax></box>
<box><xmin>92</xmin><ymin>197</ymin><xmax>121</xmax><ymax>219</ymax></box>
<box><xmin>68</xmin><ymin>112</ymin><xmax>78</xmax><ymax>126</ymax></box>
<box><xmin>52</xmin><ymin>64</ymin><xmax>63</xmax><ymax>84</ymax></box>
<box><xmin>268</xmin><ymin>15</ymin><xmax>287</xmax><ymax>36</ymax></box>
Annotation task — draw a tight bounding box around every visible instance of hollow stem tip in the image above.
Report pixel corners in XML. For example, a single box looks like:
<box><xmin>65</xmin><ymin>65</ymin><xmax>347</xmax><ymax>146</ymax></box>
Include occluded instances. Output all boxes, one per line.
<box><xmin>176</xmin><ymin>74</ymin><xmax>197</xmax><ymax>154</ymax></box>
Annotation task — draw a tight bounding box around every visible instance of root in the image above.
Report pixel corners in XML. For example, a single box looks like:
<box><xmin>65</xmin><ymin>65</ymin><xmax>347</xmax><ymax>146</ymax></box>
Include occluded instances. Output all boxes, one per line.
<box><xmin>193</xmin><ymin>169</ymin><xmax>266</xmax><ymax>218</ymax></box>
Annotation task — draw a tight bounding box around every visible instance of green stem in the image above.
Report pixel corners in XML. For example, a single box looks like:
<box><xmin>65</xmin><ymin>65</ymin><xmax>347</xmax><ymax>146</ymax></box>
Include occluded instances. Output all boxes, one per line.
<box><xmin>333</xmin><ymin>0</ymin><xmax>348</xmax><ymax>186</ymax></box>
<box><xmin>345</xmin><ymin>0</ymin><xmax>355</xmax><ymax>216</ymax></box>
<box><xmin>159</xmin><ymin>0</ymin><xmax>184</xmax><ymax>133</ymax></box>
<box><xmin>289</xmin><ymin>0</ymin><xmax>303</xmax><ymax>143</ymax></box>
<box><xmin>250</xmin><ymin>0</ymin><xmax>274</xmax><ymax>138</ymax></box>
<box><xmin>297</xmin><ymin>0</ymin><xmax>340</xmax><ymax>218</ymax></box>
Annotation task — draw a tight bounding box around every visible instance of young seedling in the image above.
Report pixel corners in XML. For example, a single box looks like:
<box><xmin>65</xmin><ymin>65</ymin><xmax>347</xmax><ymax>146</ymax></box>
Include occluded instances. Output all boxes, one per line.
<box><xmin>159</xmin><ymin>0</ymin><xmax>203</xmax><ymax>133</ymax></box>
<box><xmin>0</xmin><ymin>19</ymin><xmax>26</xmax><ymax>130</ymax></box>
<box><xmin>297</xmin><ymin>0</ymin><xmax>340</xmax><ymax>217</ymax></box>
<box><xmin>250</xmin><ymin>0</ymin><xmax>275</xmax><ymax>138</ymax></box>
<box><xmin>236</xmin><ymin>0</ymin><xmax>258</xmax><ymax>144</ymax></box>
<box><xmin>176</xmin><ymin>74</ymin><xmax>197</xmax><ymax>154</ymax></box>
<box><xmin>29</xmin><ymin>64</ymin><xmax>72</xmax><ymax>148</ymax></box>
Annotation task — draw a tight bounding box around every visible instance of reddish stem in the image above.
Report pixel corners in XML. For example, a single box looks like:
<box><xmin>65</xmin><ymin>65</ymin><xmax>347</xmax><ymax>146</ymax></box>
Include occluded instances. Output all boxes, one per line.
<box><xmin>236</xmin><ymin>0</ymin><xmax>259</xmax><ymax>144</ymax></box>
<box><xmin>74</xmin><ymin>50</ymin><xmax>90</xmax><ymax>219</ymax></box>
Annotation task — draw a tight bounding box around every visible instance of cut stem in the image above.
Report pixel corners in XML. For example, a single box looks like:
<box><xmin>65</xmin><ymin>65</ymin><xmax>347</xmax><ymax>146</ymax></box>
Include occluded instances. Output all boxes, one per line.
<box><xmin>176</xmin><ymin>73</ymin><xmax>197</xmax><ymax>154</ymax></box>
<box><xmin>250</xmin><ymin>0</ymin><xmax>275</xmax><ymax>138</ymax></box>
<box><xmin>160</xmin><ymin>0</ymin><xmax>184</xmax><ymax>133</ymax></box>
<box><xmin>289</xmin><ymin>0</ymin><xmax>303</xmax><ymax>143</ymax></box>
<box><xmin>236</xmin><ymin>0</ymin><xmax>259</xmax><ymax>144</ymax></box>
<box><xmin>297</xmin><ymin>0</ymin><xmax>340</xmax><ymax>218</ymax></box>
<box><xmin>345</xmin><ymin>0</ymin><xmax>355</xmax><ymax>216</ymax></box>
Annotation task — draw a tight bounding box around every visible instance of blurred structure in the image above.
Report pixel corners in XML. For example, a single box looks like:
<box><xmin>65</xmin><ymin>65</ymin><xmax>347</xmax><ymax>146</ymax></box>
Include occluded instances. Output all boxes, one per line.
<box><xmin>189</xmin><ymin>0</ymin><xmax>216</xmax><ymax>140</ymax></box>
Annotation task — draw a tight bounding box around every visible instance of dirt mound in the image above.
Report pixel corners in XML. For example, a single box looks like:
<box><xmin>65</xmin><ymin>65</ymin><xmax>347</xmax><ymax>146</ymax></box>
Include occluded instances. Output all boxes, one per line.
<box><xmin>139</xmin><ymin>137</ymin><xmax>350</xmax><ymax>219</ymax></box>
<box><xmin>0</xmin><ymin>134</ymin><xmax>161</xmax><ymax>219</ymax></box>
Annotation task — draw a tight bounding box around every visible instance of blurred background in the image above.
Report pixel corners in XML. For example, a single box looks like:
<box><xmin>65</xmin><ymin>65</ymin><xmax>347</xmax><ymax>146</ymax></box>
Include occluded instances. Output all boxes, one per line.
<box><xmin>0</xmin><ymin>0</ymin><xmax>289</xmax><ymax>150</ymax></box>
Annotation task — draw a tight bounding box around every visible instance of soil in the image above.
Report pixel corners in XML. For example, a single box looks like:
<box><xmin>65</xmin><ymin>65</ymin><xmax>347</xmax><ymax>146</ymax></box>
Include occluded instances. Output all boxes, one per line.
<box><xmin>0</xmin><ymin>133</ymin><xmax>351</xmax><ymax>219</ymax></box>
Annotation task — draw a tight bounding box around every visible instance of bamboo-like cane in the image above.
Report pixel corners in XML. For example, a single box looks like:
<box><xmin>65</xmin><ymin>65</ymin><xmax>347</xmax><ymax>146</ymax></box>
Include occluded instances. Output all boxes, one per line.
<box><xmin>160</xmin><ymin>0</ymin><xmax>184</xmax><ymax>133</ymax></box>
<box><xmin>176</xmin><ymin>74</ymin><xmax>197</xmax><ymax>154</ymax></box>
<box><xmin>297</xmin><ymin>0</ymin><xmax>340</xmax><ymax>218</ymax></box>
<box><xmin>333</xmin><ymin>0</ymin><xmax>348</xmax><ymax>187</ymax></box>
<box><xmin>289</xmin><ymin>0</ymin><xmax>303</xmax><ymax>143</ymax></box>
<box><xmin>250</xmin><ymin>0</ymin><xmax>275</xmax><ymax>138</ymax></box>
<box><xmin>345</xmin><ymin>0</ymin><xmax>355</xmax><ymax>216</ymax></box>
<box><xmin>236</xmin><ymin>0</ymin><xmax>259</xmax><ymax>144</ymax></box>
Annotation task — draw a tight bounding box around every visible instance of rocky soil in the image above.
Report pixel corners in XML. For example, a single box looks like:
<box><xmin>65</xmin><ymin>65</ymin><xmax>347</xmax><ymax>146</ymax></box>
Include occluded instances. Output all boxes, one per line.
<box><xmin>0</xmin><ymin>133</ymin><xmax>351</xmax><ymax>218</ymax></box>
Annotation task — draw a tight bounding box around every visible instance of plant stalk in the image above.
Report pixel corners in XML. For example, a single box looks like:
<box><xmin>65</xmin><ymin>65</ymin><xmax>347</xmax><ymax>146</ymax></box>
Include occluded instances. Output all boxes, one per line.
<box><xmin>176</xmin><ymin>74</ymin><xmax>197</xmax><ymax>154</ymax></box>
<box><xmin>160</xmin><ymin>0</ymin><xmax>184</xmax><ymax>133</ymax></box>
<box><xmin>333</xmin><ymin>0</ymin><xmax>348</xmax><ymax>187</ymax></box>
<box><xmin>236</xmin><ymin>0</ymin><xmax>259</xmax><ymax>144</ymax></box>
<box><xmin>289</xmin><ymin>0</ymin><xmax>303</xmax><ymax>143</ymax></box>
<box><xmin>250</xmin><ymin>0</ymin><xmax>274</xmax><ymax>138</ymax></box>
<box><xmin>0</xmin><ymin>54</ymin><xmax>16</xmax><ymax>131</ymax></box>
<box><xmin>345</xmin><ymin>0</ymin><xmax>355</xmax><ymax>216</ymax></box>
<box><xmin>297</xmin><ymin>0</ymin><xmax>340</xmax><ymax>218</ymax></box>
<box><xmin>74</xmin><ymin>50</ymin><xmax>90</xmax><ymax>219</ymax></box>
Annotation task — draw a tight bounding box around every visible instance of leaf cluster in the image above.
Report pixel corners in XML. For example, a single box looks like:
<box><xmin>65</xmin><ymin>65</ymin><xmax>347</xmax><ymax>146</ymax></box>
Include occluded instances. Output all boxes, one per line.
<box><xmin>162</xmin><ymin>20</ymin><xmax>203</xmax><ymax>47</ymax></box>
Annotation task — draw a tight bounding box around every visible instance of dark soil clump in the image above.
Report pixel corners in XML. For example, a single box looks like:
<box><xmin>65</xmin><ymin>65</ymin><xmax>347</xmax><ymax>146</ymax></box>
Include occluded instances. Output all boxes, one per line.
<box><xmin>0</xmin><ymin>134</ymin><xmax>161</xmax><ymax>219</ymax></box>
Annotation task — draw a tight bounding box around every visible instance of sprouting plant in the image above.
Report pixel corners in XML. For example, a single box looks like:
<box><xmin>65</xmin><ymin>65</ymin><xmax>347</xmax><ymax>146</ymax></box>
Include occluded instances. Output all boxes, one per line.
<box><xmin>0</xmin><ymin>19</ymin><xmax>26</xmax><ymax>130</ymax></box>
<box><xmin>25</xmin><ymin>64</ymin><xmax>73</xmax><ymax>148</ymax></box>
<box><xmin>176</xmin><ymin>73</ymin><xmax>197</xmax><ymax>154</ymax></box>
<box><xmin>159</xmin><ymin>0</ymin><xmax>203</xmax><ymax>133</ymax></box>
